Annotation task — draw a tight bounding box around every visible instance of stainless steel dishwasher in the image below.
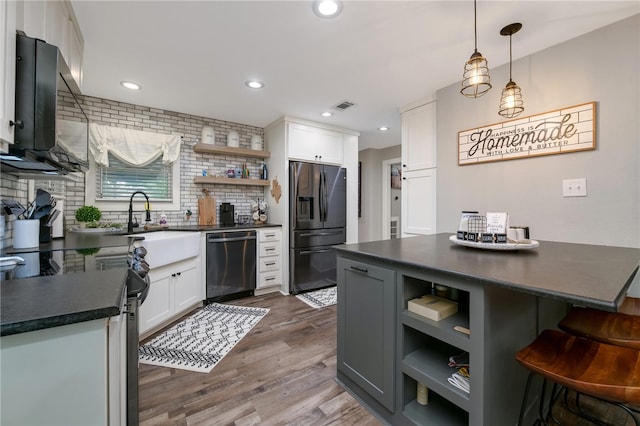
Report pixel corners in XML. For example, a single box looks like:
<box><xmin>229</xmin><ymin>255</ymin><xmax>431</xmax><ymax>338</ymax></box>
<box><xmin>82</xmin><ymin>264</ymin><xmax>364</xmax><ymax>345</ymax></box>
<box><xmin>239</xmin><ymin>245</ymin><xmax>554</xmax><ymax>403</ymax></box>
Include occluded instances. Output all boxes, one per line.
<box><xmin>206</xmin><ymin>230</ymin><xmax>257</xmax><ymax>302</ymax></box>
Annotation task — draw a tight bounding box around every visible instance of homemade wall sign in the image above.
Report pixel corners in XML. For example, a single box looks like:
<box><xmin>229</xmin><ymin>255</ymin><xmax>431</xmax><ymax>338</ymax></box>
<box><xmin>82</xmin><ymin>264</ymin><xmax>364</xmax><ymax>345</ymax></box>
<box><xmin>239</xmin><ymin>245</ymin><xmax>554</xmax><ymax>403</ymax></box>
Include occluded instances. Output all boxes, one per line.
<box><xmin>458</xmin><ymin>102</ymin><xmax>596</xmax><ymax>165</ymax></box>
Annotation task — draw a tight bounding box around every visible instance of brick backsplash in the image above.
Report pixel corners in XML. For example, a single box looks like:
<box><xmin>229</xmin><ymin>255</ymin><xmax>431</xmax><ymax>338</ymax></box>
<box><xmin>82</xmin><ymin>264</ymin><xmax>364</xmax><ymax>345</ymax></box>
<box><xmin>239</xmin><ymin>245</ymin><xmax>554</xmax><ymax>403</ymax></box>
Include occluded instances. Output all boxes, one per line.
<box><xmin>1</xmin><ymin>94</ymin><xmax>269</xmax><ymax>247</ymax></box>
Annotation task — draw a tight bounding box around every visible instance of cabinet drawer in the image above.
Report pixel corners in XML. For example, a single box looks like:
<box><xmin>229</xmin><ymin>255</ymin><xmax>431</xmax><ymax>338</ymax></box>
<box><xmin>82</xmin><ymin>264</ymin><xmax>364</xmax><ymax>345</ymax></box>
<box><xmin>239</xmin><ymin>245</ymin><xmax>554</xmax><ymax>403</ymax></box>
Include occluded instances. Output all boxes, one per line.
<box><xmin>259</xmin><ymin>256</ymin><xmax>281</xmax><ymax>272</ymax></box>
<box><xmin>259</xmin><ymin>241</ymin><xmax>281</xmax><ymax>257</ymax></box>
<box><xmin>258</xmin><ymin>228</ymin><xmax>281</xmax><ymax>243</ymax></box>
<box><xmin>258</xmin><ymin>269</ymin><xmax>282</xmax><ymax>288</ymax></box>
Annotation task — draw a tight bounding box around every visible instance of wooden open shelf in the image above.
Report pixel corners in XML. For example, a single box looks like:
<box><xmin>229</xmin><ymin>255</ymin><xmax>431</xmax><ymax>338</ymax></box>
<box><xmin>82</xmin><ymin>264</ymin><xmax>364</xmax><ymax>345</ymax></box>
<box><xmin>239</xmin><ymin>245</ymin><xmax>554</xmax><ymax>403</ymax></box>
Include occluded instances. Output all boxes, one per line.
<box><xmin>193</xmin><ymin>176</ymin><xmax>270</xmax><ymax>186</ymax></box>
<box><xmin>193</xmin><ymin>143</ymin><xmax>270</xmax><ymax>159</ymax></box>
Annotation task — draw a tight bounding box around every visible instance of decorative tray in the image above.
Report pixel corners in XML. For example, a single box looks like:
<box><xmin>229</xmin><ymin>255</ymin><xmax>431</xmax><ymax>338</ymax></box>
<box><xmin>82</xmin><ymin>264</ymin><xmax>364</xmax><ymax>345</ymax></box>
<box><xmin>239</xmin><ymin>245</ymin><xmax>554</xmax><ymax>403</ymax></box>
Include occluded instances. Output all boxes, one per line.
<box><xmin>449</xmin><ymin>235</ymin><xmax>539</xmax><ymax>251</ymax></box>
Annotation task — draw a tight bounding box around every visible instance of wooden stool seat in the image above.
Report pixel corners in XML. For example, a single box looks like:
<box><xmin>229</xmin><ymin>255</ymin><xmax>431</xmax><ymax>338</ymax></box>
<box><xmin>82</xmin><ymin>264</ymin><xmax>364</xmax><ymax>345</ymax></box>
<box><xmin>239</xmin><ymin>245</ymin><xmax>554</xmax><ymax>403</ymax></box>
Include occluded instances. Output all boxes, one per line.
<box><xmin>621</xmin><ymin>297</ymin><xmax>640</xmax><ymax>316</ymax></box>
<box><xmin>515</xmin><ymin>329</ymin><xmax>640</xmax><ymax>405</ymax></box>
<box><xmin>559</xmin><ymin>305</ymin><xmax>640</xmax><ymax>350</ymax></box>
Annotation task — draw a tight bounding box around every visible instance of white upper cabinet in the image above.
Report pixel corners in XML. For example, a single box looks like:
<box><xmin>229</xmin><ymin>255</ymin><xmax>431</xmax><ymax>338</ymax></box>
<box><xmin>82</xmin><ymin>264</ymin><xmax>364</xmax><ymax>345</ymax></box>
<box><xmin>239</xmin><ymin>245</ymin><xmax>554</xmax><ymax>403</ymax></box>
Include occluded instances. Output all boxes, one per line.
<box><xmin>288</xmin><ymin>122</ymin><xmax>344</xmax><ymax>165</ymax></box>
<box><xmin>16</xmin><ymin>0</ymin><xmax>84</xmax><ymax>91</ymax></box>
<box><xmin>401</xmin><ymin>100</ymin><xmax>436</xmax><ymax>171</ymax></box>
<box><xmin>401</xmin><ymin>99</ymin><xmax>437</xmax><ymax>236</ymax></box>
<box><xmin>0</xmin><ymin>0</ymin><xmax>17</xmax><ymax>147</ymax></box>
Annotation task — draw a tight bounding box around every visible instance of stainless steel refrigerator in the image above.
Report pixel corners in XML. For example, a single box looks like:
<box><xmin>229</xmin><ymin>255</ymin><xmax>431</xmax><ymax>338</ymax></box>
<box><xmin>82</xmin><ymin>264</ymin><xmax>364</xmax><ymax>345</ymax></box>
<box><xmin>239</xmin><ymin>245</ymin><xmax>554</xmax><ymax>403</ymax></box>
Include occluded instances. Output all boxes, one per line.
<box><xmin>290</xmin><ymin>161</ymin><xmax>346</xmax><ymax>294</ymax></box>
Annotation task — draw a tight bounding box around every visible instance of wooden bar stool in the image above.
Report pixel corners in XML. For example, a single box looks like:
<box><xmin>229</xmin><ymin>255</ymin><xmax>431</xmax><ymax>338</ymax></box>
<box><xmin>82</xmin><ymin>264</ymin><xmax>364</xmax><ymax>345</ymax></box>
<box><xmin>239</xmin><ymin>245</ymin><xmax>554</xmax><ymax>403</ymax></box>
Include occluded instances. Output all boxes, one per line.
<box><xmin>515</xmin><ymin>329</ymin><xmax>640</xmax><ymax>425</ymax></box>
<box><xmin>621</xmin><ymin>297</ymin><xmax>640</xmax><ymax>316</ymax></box>
<box><xmin>558</xmin><ymin>303</ymin><xmax>640</xmax><ymax>350</ymax></box>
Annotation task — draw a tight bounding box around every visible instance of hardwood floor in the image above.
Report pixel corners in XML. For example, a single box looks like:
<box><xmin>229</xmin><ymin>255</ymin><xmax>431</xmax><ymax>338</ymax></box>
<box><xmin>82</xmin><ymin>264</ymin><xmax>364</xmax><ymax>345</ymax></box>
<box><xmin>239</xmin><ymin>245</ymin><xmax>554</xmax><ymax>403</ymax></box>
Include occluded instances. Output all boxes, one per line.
<box><xmin>138</xmin><ymin>292</ymin><xmax>381</xmax><ymax>425</ymax></box>
<box><xmin>139</xmin><ymin>292</ymin><xmax>637</xmax><ymax>426</ymax></box>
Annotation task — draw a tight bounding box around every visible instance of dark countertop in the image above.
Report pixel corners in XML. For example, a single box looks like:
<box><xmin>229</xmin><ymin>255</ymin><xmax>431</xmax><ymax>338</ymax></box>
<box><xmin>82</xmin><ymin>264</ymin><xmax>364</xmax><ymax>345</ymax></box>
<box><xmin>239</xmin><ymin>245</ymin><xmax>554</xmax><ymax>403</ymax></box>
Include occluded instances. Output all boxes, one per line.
<box><xmin>334</xmin><ymin>233</ymin><xmax>640</xmax><ymax>311</ymax></box>
<box><xmin>1</xmin><ymin>268</ymin><xmax>128</xmax><ymax>336</ymax></box>
<box><xmin>3</xmin><ymin>223</ymin><xmax>281</xmax><ymax>255</ymax></box>
<box><xmin>1</xmin><ymin>223</ymin><xmax>281</xmax><ymax>337</ymax></box>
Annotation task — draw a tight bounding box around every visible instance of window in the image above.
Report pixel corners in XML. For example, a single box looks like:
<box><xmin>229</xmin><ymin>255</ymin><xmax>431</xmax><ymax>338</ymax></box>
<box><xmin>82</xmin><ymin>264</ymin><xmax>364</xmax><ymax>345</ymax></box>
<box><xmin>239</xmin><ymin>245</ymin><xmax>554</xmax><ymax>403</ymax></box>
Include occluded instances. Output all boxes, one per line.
<box><xmin>98</xmin><ymin>154</ymin><xmax>172</xmax><ymax>200</ymax></box>
<box><xmin>85</xmin><ymin>154</ymin><xmax>181</xmax><ymax>212</ymax></box>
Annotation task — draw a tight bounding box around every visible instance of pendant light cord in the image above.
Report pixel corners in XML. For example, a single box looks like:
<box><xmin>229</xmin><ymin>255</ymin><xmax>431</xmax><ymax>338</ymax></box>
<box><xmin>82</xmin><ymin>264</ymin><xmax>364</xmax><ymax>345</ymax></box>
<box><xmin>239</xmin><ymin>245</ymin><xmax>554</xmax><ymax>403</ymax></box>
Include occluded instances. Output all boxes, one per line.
<box><xmin>509</xmin><ymin>33</ymin><xmax>513</xmax><ymax>81</ymax></box>
<box><xmin>473</xmin><ymin>0</ymin><xmax>478</xmax><ymax>52</ymax></box>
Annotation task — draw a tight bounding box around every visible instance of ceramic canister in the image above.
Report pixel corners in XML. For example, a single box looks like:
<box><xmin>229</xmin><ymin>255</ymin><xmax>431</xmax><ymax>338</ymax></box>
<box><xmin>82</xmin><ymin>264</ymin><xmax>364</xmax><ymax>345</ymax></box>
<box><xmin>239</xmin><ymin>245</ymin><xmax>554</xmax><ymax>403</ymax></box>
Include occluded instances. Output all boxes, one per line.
<box><xmin>251</xmin><ymin>135</ymin><xmax>263</xmax><ymax>151</ymax></box>
<box><xmin>201</xmin><ymin>126</ymin><xmax>215</xmax><ymax>144</ymax></box>
<box><xmin>227</xmin><ymin>131</ymin><xmax>240</xmax><ymax>148</ymax></box>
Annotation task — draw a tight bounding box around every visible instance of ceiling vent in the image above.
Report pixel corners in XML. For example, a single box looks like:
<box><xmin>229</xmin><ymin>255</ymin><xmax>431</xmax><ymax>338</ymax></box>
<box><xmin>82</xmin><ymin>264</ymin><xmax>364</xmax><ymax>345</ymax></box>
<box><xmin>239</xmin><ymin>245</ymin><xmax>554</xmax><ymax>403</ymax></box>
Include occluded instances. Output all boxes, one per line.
<box><xmin>332</xmin><ymin>100</ymin><xmax>356</xmax><ymax>111</ymax></box>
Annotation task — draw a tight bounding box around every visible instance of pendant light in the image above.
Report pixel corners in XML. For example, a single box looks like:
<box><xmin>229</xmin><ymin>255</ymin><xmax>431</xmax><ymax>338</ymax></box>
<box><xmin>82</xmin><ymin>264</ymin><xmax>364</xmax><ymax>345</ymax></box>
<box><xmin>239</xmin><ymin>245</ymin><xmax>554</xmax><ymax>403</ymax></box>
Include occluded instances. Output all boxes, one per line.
<box><xmin>498</xmin><ymin>23</ymin><xmax>524</xmax><ymax>118</ymax></box>
<box><xmin>460</xmin><ymin>0</ymin><xmax>491</xmax><ymax>98</ymax></box>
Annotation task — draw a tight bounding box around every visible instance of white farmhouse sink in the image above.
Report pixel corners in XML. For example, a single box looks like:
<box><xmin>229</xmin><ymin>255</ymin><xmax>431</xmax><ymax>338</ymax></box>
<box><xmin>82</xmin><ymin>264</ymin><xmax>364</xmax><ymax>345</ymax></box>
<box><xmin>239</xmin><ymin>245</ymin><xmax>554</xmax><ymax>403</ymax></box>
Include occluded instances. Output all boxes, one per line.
<box><xmin>136</xmin><ymin>231</ymin><xmax>200</xmax><ymax>268</ymax></box>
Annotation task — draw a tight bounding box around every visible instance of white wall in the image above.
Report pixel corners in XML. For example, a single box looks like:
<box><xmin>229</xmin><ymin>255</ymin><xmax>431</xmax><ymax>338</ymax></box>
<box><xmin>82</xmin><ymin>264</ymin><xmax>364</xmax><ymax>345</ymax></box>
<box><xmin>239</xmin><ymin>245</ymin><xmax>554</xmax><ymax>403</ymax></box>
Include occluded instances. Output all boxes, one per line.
<box><xmin>436</xmin><ymin>14</ymin><xmax>639</xmax><ymax>248</ymax></box>
<box><xmin>358</xmin><ymin>145</ymin><xmax>401</xmax><ymax>242</ymax></box>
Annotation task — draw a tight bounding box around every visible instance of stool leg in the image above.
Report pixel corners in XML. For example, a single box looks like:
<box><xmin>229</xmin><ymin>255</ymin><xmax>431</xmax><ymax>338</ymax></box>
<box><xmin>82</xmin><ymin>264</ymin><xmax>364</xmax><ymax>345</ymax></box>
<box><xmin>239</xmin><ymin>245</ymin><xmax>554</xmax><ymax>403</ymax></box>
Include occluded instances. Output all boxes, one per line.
<box><xmin>547</xmin><ymin>384</ymin><xmax>565</xmax><ymax>426</ymax></box>
<box><xmin>616</xmin><ymin>403</ymin><xmax>639</xmax><ymax>426</ymax></box>
<box><xmin>574</xmin><ymin>393</ymin><xmax>609</xmax><ymax>426</ymax></box>
<box><xmin>567</xmin><ymin>391</ymin><xmax>638</xmax><ymax>426</ymax></box>
<box><xmin>539</xmin><ymin>378</ymin><xmax>550</xmax><ymax>425</ymax></box>
<box><xmin>518</xmin><ymin>372</ymin><xmax>536</xmax><ymax>426</ymax></box>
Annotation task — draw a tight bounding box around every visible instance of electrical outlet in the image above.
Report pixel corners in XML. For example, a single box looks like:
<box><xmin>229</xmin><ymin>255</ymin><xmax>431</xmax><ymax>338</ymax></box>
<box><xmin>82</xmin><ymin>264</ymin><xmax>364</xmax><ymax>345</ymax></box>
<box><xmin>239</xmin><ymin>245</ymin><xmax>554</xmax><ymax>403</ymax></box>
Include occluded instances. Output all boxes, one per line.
<box><xmin>562</xmin><ymin>178</ymin><xmax>587</xmax><ymax>197</ymax></box>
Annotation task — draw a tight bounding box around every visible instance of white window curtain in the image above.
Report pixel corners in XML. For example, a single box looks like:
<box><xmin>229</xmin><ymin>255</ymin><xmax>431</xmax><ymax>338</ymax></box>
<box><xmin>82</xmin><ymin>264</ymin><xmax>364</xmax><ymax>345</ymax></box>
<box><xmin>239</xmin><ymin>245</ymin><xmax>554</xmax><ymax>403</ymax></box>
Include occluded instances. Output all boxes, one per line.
<box><xmin>88</xmin><ymin>123</ymin><xmax>181</xmax><ymax>167</ymax></box>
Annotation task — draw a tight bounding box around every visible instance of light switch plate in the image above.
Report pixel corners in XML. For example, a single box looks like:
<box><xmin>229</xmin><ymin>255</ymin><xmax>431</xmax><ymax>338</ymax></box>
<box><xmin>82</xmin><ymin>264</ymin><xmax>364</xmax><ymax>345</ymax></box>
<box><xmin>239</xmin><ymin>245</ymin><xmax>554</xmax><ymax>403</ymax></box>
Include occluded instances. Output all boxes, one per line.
<box><xmin>562</xmin><ymin>178</ymin><xmax>587</xmax><ymax>197</ymax></box>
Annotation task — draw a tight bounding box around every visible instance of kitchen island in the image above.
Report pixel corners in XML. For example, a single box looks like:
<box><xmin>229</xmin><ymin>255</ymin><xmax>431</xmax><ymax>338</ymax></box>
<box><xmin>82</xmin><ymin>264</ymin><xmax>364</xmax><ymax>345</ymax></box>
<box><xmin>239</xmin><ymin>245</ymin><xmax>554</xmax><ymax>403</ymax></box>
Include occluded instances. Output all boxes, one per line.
<box><xmin>334</xmin><ymin>233</ymin><xmax>639</xmax><ymax>426</ymax></box>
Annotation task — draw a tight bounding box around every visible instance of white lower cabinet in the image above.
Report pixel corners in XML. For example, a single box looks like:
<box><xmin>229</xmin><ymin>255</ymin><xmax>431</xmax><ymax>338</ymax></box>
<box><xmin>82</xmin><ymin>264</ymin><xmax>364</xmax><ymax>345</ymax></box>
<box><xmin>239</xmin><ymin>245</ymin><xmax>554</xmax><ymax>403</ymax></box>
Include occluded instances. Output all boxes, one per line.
<box><xmin>139</xmin><ymin>256</ymin><xmax>201</xmax><ymax>337</ymax></box>
<box><xmin>257</xmin><ymin>228</ymin><xmax>283</xmax><ymax>291</ymax></box>
<box><xmin>1</xmin><ymin>317</ymin><xmax>123</xmax><ymax>425</ymax></box>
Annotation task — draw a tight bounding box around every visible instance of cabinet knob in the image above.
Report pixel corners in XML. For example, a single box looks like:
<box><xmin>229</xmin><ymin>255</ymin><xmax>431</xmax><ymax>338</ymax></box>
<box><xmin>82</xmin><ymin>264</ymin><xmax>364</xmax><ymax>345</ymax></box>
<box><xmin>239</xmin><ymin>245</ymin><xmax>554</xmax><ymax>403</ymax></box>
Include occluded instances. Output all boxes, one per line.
<box><xmin>402</xmin><ymin>164</ymin><xmax>407</xmax><ymax>167</ymax></box>
<box><xmin>9</xmin><ymin>120</ymin><xmax>23</xmax><ymax>129</ymax></box>
<box><xmin>172</xmin><ymin>273</ymin><xmax>176</xmax><ymax>277</ymax></box>
<box><xmin>402</xmin><ymin>177</ymin><xmax>406</xmax><ymax>180</ymax></box>
<box><xmin>176</xmin><ymin>272</ymin><xmax>181</xmax><ymax>276</ymax></box>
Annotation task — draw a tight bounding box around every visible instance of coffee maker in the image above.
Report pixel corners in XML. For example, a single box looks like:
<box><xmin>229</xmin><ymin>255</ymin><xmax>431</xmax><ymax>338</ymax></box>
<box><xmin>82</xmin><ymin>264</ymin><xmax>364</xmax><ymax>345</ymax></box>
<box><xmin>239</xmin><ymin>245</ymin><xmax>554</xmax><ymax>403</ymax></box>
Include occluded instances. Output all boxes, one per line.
<box><xmin>220</xmin><ymin>203</ymin><xmax>235</xmax><ymax>226</ymax></box>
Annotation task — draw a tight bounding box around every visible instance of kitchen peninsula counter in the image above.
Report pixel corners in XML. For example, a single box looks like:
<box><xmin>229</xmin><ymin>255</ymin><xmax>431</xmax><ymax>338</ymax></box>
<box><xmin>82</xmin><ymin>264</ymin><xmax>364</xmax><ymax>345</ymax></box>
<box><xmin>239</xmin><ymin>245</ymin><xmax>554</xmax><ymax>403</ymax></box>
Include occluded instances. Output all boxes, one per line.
<box><xmin>334</xmin><ymin>233</ymin><xmax>639</xmax><ymax>426</ymax></box>
<box><xmin>335</xmin><ymin>233</ymin><xmax>639</xmax><ymax>311</ymax></box>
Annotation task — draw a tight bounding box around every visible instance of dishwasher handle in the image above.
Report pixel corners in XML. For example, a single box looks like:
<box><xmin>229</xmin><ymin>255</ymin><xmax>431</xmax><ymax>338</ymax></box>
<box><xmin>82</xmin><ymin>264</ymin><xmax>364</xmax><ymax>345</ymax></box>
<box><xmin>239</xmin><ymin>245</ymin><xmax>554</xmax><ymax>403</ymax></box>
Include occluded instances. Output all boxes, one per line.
<box><xmin>207</xmin><ymin>235</ymin><xmax>256</xmax><ymax>243</ymax></box>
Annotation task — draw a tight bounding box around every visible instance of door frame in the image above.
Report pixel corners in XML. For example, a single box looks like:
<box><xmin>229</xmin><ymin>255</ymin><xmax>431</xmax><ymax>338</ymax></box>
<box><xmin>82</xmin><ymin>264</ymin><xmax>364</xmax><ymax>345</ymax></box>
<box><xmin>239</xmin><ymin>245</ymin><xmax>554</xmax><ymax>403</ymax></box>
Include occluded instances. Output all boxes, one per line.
<box><xmin>381</xmin><ymin>157</ymin><xmax>401</xmax><ymax>240</ymax></box>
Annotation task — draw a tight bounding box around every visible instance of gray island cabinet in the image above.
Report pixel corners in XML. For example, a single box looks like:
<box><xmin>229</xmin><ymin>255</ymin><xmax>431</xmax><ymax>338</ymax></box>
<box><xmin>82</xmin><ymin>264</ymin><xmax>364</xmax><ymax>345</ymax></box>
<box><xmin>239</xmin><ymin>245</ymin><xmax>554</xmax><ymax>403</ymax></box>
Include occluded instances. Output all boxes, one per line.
<box><xmin>335</xmin><ymin>233</ymin><xmax>639</xmax><ymax>426</ymax></box>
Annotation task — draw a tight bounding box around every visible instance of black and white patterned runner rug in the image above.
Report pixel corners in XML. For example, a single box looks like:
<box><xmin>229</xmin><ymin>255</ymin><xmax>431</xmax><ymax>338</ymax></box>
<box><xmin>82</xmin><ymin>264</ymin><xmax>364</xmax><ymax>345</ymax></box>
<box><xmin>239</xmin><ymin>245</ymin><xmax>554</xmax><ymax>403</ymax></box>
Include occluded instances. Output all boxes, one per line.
<box><xmin>139</xmin><ymin>303</ymin><xmax>269</xmax><ymax>373</ymax></box>
<box><xmin>296</xmin><ymin>286</ymin><xmax>337</xmax><ymax>309</ymax></box>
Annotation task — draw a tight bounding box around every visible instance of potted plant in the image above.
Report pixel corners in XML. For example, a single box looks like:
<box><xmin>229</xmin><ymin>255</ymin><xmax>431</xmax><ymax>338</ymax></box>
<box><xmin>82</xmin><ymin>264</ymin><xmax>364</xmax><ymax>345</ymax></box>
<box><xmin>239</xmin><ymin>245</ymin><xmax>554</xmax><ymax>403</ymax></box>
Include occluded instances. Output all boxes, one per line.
<box><xmin>75</xmin><ymin>205</ymin><xmax>102</xmax><ymax>228</ymax></box>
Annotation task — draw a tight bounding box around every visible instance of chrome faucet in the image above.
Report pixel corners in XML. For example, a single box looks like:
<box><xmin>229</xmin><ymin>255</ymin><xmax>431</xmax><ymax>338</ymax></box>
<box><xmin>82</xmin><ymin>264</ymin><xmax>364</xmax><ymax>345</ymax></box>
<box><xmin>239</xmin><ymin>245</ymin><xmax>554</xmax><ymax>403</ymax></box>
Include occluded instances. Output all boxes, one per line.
<box><xmin>128</xmin><ymin>191</ymin><xmax>151</xmax><ymax>233</ymax></box>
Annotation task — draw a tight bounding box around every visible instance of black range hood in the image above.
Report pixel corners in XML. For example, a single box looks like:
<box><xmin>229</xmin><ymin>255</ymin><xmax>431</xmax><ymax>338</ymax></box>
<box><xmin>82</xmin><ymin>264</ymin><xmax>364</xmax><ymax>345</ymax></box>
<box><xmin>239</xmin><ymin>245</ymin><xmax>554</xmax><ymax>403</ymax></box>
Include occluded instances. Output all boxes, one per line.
<box><xmin>2</xmin><ymin>33</ymin><xmax>89</xmax><ymax>178</ymax></box>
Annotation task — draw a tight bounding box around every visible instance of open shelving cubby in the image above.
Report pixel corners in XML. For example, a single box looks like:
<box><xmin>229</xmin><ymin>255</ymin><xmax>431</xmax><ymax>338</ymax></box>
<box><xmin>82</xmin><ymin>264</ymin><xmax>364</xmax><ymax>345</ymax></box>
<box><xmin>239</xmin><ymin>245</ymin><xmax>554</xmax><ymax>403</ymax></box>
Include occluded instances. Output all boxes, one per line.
<box><xmin>401</xmin><ymin>274</ymin><xmax>471</xmax><ymax>424</ymax></box>
<box><xmin>402</xmin><ymin>375</ymin><xmax>469</xmax><ymax>426</ymax></box>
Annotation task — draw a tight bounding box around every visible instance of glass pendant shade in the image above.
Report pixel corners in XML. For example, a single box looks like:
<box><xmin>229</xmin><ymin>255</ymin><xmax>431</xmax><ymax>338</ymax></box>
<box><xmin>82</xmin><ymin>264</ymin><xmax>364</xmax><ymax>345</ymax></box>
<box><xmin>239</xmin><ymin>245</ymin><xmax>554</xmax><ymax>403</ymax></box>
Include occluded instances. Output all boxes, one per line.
<box><xmin>461</xmin><ymin>50</ymin><xmax>492</xmax><ymax>98</ymax></box>
<box><xmin>499</xmin><ymin>80</ymin><xmax>524</xmax><ymax>118</ymax></box>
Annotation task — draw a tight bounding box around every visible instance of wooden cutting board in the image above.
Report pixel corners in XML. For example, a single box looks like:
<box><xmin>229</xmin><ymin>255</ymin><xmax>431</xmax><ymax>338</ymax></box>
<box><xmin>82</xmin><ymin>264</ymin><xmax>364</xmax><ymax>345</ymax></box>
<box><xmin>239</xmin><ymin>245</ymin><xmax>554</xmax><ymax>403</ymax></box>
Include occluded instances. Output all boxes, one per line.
<box><xmin>198</xmin><ymin>194</ymin><xmax>216</xmax><ymax>226</ymax></box>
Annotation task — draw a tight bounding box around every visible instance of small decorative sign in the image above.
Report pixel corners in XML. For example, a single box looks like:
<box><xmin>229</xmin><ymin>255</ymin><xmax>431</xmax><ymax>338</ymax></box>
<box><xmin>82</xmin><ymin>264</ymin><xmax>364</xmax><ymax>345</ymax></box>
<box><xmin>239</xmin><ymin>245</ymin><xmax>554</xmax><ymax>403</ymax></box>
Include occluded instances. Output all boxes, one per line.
<box><xmin>458</xmin><ymin>102</ymin><xmax>596</xmax><ymax>165</ymax></box>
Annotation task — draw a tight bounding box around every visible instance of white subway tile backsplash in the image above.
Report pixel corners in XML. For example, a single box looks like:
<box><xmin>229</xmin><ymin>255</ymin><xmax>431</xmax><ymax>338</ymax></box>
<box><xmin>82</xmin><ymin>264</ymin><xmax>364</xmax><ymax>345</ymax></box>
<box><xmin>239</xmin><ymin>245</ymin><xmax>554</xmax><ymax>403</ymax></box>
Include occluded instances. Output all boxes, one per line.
<box><xmin>0</xmin><ymin>93</ymin><xmax>267</xmax><ymax>245</ymax></box>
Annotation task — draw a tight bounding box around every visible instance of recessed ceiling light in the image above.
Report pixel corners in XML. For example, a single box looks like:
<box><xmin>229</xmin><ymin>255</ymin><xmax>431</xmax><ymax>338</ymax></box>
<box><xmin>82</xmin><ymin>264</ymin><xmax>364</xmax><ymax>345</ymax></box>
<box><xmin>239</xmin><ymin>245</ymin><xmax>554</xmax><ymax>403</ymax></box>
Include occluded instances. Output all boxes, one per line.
<box><xmin>245</xmin><ymin>80</ymin><xmax>264</xmax><ymax>89</ymax></box>
<box><xmin>321</xmin><ymin>112</ymin><xmax>333</xmax><ymax>117</ymax></box>
<box><xmin>378</xmin><ymin>126</ymin><xmax>390</xmax><ymax>131</ymax></box>
<box><xmin>312</xmin><ymin>0</ymin><xmax>343</xmax><ymax>18</ymax></box>
<box><xmin>121</xmin><ymin>81</ymin><xmax>141</xmax><ymax>90</ymax></box>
